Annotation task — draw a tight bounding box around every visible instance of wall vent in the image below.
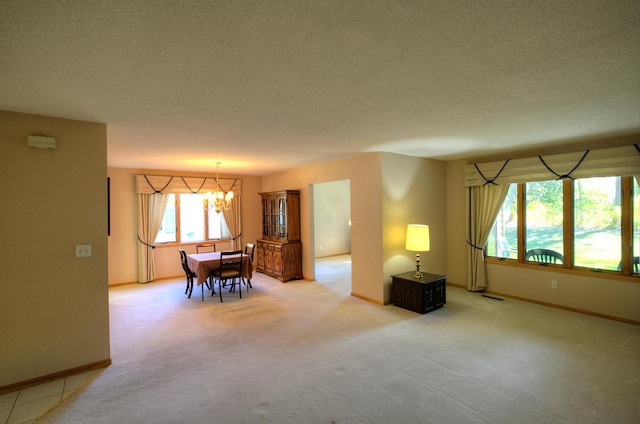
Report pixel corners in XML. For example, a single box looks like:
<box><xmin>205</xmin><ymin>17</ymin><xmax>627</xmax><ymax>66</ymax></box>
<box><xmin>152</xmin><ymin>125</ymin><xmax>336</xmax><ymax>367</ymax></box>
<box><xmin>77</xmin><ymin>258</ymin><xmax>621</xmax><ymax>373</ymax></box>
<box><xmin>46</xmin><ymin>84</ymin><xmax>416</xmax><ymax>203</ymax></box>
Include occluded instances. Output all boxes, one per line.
<box><xmin>27</xmin><ymin>135</ymin><xmax>56</xmax><ymax>149</ymax></box>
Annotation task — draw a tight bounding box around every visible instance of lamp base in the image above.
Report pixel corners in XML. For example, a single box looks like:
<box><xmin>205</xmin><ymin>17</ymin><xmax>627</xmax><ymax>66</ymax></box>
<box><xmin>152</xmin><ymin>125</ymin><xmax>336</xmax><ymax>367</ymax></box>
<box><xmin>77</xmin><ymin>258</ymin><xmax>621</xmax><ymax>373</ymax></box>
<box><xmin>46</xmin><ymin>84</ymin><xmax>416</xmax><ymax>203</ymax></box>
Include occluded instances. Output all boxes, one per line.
<box><xmin>414</xmin><ymin>253</ymin><xmax>423</xmax><ymax>279</ymax></box>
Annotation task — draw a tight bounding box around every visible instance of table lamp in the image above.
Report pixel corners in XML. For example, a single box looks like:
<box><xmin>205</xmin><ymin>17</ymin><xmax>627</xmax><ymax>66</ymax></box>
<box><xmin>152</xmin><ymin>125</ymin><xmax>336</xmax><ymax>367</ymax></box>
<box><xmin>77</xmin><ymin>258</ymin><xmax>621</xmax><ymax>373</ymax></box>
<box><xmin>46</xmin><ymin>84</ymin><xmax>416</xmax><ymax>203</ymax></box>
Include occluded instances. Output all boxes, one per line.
<box><xmin>405</xmin><ymin>224</ymin><xmax>430</xmax><ymax>278</ymax></box>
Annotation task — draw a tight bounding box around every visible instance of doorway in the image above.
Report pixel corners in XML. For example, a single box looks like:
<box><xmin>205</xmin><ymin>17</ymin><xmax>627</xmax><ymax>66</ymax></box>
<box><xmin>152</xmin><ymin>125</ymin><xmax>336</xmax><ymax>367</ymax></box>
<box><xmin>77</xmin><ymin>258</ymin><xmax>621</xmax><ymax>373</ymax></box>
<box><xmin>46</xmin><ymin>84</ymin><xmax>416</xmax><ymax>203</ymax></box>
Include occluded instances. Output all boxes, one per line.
<box><xmin>311</xmin><ymin>180</ymin><xmax>352</xmax><ymax>291</ymax></box>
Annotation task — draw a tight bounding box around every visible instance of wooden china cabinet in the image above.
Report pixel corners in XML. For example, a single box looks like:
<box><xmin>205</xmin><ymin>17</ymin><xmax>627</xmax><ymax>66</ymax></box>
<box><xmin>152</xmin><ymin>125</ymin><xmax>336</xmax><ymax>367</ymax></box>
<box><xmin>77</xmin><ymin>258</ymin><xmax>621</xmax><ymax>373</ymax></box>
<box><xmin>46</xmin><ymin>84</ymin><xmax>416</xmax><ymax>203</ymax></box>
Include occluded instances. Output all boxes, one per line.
<box><xmin>256</xmin><ymin>190</ymin><xmax>303</xmax><ymax>282</ymax></box>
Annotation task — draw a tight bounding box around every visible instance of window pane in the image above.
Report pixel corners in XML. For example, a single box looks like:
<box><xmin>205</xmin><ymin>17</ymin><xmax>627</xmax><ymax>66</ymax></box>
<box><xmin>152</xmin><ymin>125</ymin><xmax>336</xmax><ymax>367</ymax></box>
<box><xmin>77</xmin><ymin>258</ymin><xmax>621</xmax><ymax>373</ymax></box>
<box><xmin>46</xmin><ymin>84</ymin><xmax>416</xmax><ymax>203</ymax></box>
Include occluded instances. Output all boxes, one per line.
<box><xmin>574</xmin><ymin>177</ymin><xmax>621</xmax><ymax>270</ymax></box>
<box><xmin>155</xmin><ymin>194</ymin><xmax>176</xmax><ymax>243</ymax></box>
<box><xmin>525</xmin><ymin>180</ymin><xmax>564</xmax><ymax>262</ymax></box>
<box><xmin>633</xmin><ymin>177</ymin><xmax>640</xmax><ymax>273</ymax></box>
<box><xmin>180</xmin><ymin>194</ymin><xmax>205</xmax><ymax>241</ymax></box>
<box><xmin>207</xmin><ymin>207</ymin><xmax>230</xmax><ymax>239</ymax></box>
<box><xmin>208</xmin><ymin>209</ymin><xmax>222</xmax><ymax>239</ymax></box>
<box><xmin>486</xmin><ymin>183</ymin><xmax>518</xmax><ymax>258</ymax></box>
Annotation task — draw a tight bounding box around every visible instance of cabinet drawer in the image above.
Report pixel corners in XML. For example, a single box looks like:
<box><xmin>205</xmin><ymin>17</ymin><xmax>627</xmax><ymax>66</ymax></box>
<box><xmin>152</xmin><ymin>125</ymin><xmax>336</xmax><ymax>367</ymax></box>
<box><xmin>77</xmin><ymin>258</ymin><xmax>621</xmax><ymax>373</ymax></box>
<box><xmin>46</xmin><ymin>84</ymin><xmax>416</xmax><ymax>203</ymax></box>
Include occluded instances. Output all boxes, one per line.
<box><xmin>261</xmin><ymin>242</ymin><xmax>282</xmax><ymax>251</ymax></box>
<box><xmin>424</xmin><ymin>279</ymin><xmax>446</xmax><ymax>309</ymax></box>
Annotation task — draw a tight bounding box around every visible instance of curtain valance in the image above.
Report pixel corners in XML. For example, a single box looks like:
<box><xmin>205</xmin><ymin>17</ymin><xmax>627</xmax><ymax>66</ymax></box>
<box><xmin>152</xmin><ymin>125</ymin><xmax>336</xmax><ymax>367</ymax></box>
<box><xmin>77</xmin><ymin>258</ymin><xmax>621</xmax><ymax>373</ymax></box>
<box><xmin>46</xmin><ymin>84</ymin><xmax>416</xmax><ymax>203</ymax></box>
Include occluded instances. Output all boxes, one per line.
<box><xmin>464</xmin><ymin>144</ymin><xmax>640</xmax><ymax>187</ymax></box>
<box><xmin>135</xmin><ymin>174</ymin><xmax>242</xmax><ymax>195</ymax></box>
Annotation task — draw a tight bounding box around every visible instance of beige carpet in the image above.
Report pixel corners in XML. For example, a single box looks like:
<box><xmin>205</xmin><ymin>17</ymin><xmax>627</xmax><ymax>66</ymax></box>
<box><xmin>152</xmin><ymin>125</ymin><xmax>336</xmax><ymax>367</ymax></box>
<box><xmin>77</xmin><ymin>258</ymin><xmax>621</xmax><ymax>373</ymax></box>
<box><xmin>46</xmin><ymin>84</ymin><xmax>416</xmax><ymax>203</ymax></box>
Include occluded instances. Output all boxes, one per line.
<box><xmin>38</xmin><ymin>255</ymin><xmax>640</xmax><ymax>423</ymax></box>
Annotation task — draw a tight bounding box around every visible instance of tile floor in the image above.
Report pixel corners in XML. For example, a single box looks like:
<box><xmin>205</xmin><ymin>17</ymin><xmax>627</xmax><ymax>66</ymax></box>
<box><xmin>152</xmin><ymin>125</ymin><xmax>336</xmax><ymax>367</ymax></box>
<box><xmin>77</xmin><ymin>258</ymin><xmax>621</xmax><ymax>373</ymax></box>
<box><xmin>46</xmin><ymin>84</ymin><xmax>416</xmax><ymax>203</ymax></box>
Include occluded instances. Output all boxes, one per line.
<box><xmin>0</xmin><ymin>369</ymin><xmax>102</xmax><ymax>424</ymax></box>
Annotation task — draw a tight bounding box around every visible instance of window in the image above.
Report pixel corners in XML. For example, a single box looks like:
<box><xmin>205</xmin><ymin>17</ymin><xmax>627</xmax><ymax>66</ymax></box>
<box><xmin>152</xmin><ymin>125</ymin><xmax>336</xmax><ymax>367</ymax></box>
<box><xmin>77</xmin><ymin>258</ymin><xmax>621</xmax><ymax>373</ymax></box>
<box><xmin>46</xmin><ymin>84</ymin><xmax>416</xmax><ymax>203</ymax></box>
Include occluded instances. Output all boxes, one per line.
<box><xmin>156</xmin><ymin>194</ymin><xmax>176</xmax><ymax>243</ymax></box>
<box><xmin>574</xmin><ymin>177</ymin><xmax>621</xmax><ymax>270</ymax></box>
<box><xmin>486</xmin><ymin>176</ymin><xmax>637</xmax><ymax>276</ymax></box>
<box><xmin>486</xmin><ymin>183</ymin><xmax>518</xmax><ymax>258</ymax></box>
<box><xmin>207</xmin><ymin>207</ymin><xmax>224</xmax><ymax>240</ymax></box>
<box><xmin>155</xmin><ymin>193</ymin><xmax>229</xmax><ymax>244</ymax></box>
<box><xmin>525</xmin><ymin>180</ymin><xmax>564</xmax><ymax>260</ymax></box>
<box><xmin>180</xmin><ymin>194</ymin><xmax>205</xmax><ymax>241</ymax></box>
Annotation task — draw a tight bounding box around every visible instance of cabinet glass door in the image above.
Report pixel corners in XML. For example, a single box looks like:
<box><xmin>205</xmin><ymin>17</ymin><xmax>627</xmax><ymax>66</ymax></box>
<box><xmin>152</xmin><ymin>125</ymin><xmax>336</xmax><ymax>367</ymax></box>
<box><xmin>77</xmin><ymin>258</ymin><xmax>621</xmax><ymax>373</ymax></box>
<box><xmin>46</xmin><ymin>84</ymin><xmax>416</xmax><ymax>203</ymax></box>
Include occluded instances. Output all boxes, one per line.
<box><xmin>278</xmin><ymin>197</ymin><xmax>286</xmax><ymax>238</ymax></box>
<box><xmin>262</xmin><ymin>198</ymin><xmax>269</xmax><ymax>236</ymax></box>
<box><xmin>269</xmin><ymin>197</ymin><xmax>277</xmax><ymax>237</ymax></box>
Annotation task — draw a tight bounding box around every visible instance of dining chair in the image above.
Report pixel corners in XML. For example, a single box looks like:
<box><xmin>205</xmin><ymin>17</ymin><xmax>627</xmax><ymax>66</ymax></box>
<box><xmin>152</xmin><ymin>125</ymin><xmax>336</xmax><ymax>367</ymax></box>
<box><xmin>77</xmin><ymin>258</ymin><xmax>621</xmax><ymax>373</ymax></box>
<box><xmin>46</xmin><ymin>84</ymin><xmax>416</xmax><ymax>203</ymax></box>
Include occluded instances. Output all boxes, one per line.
<box><xmin>178</xmin><ymin>248</ymin><xmax>211</xmax><ymax>301</ymax></box>
<box><xmin>244</xmin><ymin>243</ymin><xmax>255</xmax><ymax>289</ymax></box>
<box><xmin>525</xmin><ymin>248</ymin><xmax>563</xmax><ymax>264</ymax></box>
<box><xmin>616</xmin><ymin>256</ymin><xmax>640</xmax><ymax>273</ymax></box>
<box><xmin>196</xmin><ymin>242</ymin><xmax>216</xmax><ymax>253</ymax></box>
<box><xmin>497</xmin><ymin>236</ymin><xmax>517</xmax><ymax>259</ymax></box>
<box><xmin>211</xmin><ymin>250</ymin><xmax>244</xmax><ymax>302</ymax></box>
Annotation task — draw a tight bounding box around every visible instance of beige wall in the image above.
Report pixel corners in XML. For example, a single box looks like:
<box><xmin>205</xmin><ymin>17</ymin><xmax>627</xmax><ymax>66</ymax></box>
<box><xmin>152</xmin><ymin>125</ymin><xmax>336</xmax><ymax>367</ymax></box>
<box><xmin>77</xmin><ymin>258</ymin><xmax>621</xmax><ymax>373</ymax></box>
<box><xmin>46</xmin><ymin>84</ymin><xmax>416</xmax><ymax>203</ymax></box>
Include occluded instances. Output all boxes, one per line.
<box><xmin>107</xmin><ymin>168</ymin><xmax>137</xmax><ymax>284</ymax></box>
<box><xmin>107</xmin><ymin>167</ymin><xmax>263</xmax><ymax>285</ymax></box>
<box><xmin>446</xmin><ymin>160</ymin><xmax>468</xmax><ymax>286</ymax></box>
<box><xmin>261</xmin><ymin>152</ymin><xmax>448</xmax><ymax>305</ymax></box>
<box><xmin>445</xmin><ymin>159</ymin><xmax>640</xmax><ymax>323</ymax></box>
<box><xmin>313</xmin><ymin>180</ymin><xmax>351</xmax><ymax>258</ymax></box>
<box><xmin>382</xmin><ymin>154</ymin><xmax>448</xmax><ymax>301</ymax></box>
<box><xmin>262</xmin><ymin>153</ymin><xmax>383</xmax><ymax>302</ymax></box>
<box><xmin>0</xmin><ymin>110</ymin><xmax>110</xmax><ymax>388</ymax></box>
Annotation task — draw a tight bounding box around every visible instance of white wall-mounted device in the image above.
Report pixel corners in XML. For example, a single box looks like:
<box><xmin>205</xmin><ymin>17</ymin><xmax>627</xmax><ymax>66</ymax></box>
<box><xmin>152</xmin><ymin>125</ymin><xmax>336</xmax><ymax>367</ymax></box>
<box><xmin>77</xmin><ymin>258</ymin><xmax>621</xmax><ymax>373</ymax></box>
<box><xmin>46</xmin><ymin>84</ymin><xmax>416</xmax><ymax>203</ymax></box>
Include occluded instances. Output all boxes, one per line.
<box><xmin>27</xmin><ymin>135</ymin><xmax>56</xmax><ymax>149</ymax></box>
<box><xmin>75</xmin><ymin>244</ymin><xmax>92</xmax><ymax>258</ymax></box>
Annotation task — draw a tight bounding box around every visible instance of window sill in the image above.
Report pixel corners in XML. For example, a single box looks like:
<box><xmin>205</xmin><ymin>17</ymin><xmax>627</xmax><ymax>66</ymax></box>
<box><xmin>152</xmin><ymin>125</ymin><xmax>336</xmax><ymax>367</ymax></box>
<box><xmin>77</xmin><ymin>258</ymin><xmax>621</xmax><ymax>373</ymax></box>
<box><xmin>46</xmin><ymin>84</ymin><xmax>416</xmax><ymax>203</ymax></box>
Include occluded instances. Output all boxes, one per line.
<box><xmin>485</xmin><ymin>257</ymin><xmax>640</xmax><ymax>283</ymax></box>
<box><xmin>153</xmin><ymin>240</ymin><xmax>229</xmax><ymax>249</ymax></box>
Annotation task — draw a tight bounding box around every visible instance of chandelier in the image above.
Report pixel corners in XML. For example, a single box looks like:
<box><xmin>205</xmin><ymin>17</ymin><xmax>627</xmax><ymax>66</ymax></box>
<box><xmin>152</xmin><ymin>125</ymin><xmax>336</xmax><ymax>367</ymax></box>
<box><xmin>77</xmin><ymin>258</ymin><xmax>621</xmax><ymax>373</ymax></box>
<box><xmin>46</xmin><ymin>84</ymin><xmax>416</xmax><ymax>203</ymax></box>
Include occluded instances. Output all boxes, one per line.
<box><xmin>205</xmin><ymin>162</ymin><xmax>233</xmax><ymax>213</ymax></box>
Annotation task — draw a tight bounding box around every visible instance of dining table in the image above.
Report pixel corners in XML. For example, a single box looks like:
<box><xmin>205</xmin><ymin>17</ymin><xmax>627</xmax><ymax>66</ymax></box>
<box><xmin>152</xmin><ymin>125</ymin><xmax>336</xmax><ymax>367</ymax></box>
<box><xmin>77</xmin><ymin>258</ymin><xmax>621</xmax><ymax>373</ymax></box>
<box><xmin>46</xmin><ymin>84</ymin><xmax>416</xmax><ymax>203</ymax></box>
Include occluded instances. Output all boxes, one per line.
<box><xmin>187</xmin><ymin>251</ymin><xmax>254</xmax><ymax>286</ymax></box>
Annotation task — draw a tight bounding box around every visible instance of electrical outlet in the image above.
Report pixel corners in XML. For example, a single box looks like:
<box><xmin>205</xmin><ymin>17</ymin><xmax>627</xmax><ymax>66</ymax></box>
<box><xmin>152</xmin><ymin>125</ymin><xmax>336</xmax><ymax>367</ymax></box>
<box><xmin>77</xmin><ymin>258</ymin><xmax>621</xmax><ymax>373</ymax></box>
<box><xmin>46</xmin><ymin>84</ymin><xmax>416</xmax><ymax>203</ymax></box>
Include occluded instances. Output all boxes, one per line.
<box><xmin>551</xmin><ymin>280</ymin><xmax>558</xmax><ymax>289</ymax></box>
<box><xmin>76</xmin><ymin>244</ymin><xmax>92</xmax><ymax>258</ymax></box>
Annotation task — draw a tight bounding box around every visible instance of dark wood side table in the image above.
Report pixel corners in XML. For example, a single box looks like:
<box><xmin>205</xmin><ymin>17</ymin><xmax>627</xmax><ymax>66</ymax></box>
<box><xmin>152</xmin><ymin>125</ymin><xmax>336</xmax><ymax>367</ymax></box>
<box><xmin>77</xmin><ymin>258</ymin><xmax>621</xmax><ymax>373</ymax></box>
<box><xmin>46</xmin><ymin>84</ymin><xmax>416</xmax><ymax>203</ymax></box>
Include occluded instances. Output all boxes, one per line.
<box><xmin>392</xmin><ymin>272</ymin><xmax>447</xmax><ymax>314</ymax></box>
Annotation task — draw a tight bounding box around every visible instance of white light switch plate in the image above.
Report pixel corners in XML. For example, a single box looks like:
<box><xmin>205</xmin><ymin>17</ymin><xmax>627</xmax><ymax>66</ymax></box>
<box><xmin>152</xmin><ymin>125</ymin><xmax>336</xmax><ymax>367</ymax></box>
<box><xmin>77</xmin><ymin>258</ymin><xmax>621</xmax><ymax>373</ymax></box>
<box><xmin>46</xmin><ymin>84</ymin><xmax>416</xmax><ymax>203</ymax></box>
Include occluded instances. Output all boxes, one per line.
<box><xmin>76</xmin><ymin>244</ymin><xmax>92</xmax><ymax>257</ymax></box>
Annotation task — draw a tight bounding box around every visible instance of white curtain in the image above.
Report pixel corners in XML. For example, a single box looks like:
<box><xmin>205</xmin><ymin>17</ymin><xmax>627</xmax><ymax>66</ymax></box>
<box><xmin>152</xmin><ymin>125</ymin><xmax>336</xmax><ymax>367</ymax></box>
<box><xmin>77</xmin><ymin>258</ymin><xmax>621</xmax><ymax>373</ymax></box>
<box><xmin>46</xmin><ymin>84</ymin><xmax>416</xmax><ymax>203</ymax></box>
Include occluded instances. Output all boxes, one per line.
<box><xmin>222</xmin><ymin>195</ymin><xmax>242</xmax><ymax>250</ymax></box>
<box><xmin>466</xmin><ymin>184</ymin><xmax>510</xmax><ymax>291</ymax></box>
<box><xmin>137</xmin><ymin>193</ymin><xmax>169</xmax><ymax>283</ymax></box>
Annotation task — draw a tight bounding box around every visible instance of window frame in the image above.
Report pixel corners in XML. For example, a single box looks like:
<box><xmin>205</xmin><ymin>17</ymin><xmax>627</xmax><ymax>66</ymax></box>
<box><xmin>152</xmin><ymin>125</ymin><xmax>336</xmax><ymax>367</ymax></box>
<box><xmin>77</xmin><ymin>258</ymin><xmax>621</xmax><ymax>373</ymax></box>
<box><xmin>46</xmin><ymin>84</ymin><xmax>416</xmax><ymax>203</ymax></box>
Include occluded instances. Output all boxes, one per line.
<box><xmin>485</xmin><ymin>176</ymin><xmax>638</xmax><ymax>280</ymax></box>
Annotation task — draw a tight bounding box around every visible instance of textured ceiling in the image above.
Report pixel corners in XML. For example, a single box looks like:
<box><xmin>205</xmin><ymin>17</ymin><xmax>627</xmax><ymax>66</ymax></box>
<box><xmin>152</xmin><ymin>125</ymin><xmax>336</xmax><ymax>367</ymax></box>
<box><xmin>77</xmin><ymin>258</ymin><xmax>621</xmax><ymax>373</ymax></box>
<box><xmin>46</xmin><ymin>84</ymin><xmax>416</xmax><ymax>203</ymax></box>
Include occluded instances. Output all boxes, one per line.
<box><xmin>1</xmin><ymin>1</ymin><xmax>639</xmax><ymax>175</ymax></box>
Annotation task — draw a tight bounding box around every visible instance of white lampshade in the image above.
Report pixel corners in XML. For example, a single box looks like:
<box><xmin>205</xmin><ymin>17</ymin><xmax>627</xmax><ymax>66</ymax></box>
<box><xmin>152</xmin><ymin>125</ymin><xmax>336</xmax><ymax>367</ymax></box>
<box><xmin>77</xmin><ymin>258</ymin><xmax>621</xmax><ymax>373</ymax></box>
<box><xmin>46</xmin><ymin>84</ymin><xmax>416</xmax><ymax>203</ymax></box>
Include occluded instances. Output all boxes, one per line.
<box><xmin>405</xmin><ymin>224</ymin><xmax>430</xmax><ymax>252</ymax></box>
